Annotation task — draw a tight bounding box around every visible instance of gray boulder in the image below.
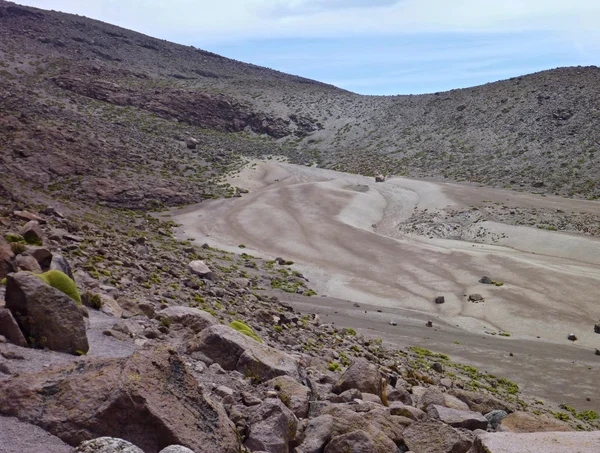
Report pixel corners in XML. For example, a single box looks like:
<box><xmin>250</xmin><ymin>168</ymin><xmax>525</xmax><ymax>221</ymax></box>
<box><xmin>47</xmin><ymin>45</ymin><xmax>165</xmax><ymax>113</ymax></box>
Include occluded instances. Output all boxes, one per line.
<box><xmin>448</xmin><ymin>389</ymin><xmax>512</xmax><ymax>414</ymax></box>
<box><xmin>19</xmin><ymin>221</ymin><xmax>43</xmax><ymax>246</ymax></box>
<box><xmin>50</xmin><ymin>254</ymin><xmax>74</xmax><ymax>280</ymax></box>
<box><xmin>159</xmin><ymin>447</ymin><xmax>195</xmax><ymax>453</ymax></box>
<box><xmin>0</xmin><ymin>308</ymin><xmax>27</xmax><ymax>347</ymax></box>
<box><xmin>296</xmin><ymin>414</ymin><xmax>334</xmax><ymax>453</ymax></box>
<box><xmin>72</xmin><ymin>437</ymin><xmax>144</xmax><ymax>453</ymax></box>
<box><xmin>485</xmin><ymin>410</ymin><xmax>508</xmax><ymax>430</ymax></box>
<box><xmin>268</xmin><ymin>375</ymin><xmax>310</xmax><ymax>419</ymax></box>
<box><xmin>403</xmin><ymin>421</ymin><xmax>473</xmax><ymax>453</ymax></box>
<box><xmin>5</xmin><ymin>272</ymin><xmax>88</xmax><ymax>355</ymax></box>
<box><xmin>187</xmin><ymin>261</ymin><xmax>213</xmax><ymax>280</ymax></box>
<box><xmin>474</xmin><ymin>431</ymin><xmax>600</xmax><ymax>453</ymax></box>
<box><xmin>427</xmin><ymin>405</ymin><xmax>488</xmax><ymax>430</ymax></box>
<box><xmin>332</xmin><ymin>358</ymin><xmax>383</xmax><ymax>397</ymax></box>
<box><xmin>156</xmin><ymin>306</ymin><xmax>216</xmax><ymax>334</ymax></box>
<box><xmin>324</xmin><ymin>430</ymin><xmax>378</xmax><ymax>453</ymax></box>
<box><xmin>245</xmin><ymin>398</ymin><xmax>298</xmax><ymax>453</ymax></box>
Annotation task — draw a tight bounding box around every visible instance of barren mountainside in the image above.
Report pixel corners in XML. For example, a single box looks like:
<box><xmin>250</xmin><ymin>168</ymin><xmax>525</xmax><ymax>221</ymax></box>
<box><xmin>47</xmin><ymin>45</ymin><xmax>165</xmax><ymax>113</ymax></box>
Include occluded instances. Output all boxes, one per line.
<box><xmin>1</xmin><ymin>0</ymin><xmax>600</xmax><ymax>203</ymax></box>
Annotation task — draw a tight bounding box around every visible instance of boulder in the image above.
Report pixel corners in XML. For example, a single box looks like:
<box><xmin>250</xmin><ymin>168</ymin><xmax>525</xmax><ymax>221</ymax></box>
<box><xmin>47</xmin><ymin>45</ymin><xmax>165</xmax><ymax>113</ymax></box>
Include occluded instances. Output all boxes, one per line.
<box><xmin>389</xmin><ymin>402</ymin><xmax>426</xmax><ymax>421</ymax></box>
<box><xmin>14</xmin><ymin>254</ymin><xmax>42</xmax><ymax>273</ymax></box>
<box><xmin>332</xmin><ymin>358</ymin><xmax>383</xmax><ymax>398</ymax></box>
<box><xmin>435</xmin><ymin>296</ymin><xmax>445</xmax><ymax>304</ymax></box>
<box><xmin>427</xmin><ymin>405</ymin><xmax>488</xmax><ymax>430</ymax></box>
<box><xmin>28</xmin><ymin>247</ymin><xmax>53</xmax><ymax>269</ymax></box>
<box><xmin>0</xmin><ymin>415</ymin><xmax>72</xmax><ymax>453</ymax></box>
<box><xmin>479</xmin><ymin>276</ymin><xmax>493</xmax><ymax>284</ymax></box>
<box><xmin>98</xmin><ymin>294</ymin><xmax>123</xmax><ymax>318</ymax></box>
<box><xmin>468</xmin><ymin>294</ymin><xmax>484</xmax><ymax>302</ymax></box>
<box><xmin>5</xmin><ymin>272</ymin><xmax>88</xmax><ymax>355</ymax></box>
<box><xmin>50</xmin><ymin>254</ymin><xmax>74</xmax><ymax>280</ymax></box>
<box><xmin>448</xmin><ymin>389</ymin><xmax>512</xmax><ymax>414</ymax></box>
<box><xmin>188</xmin><ymin>324</ymin><xmax>300</xmax><ymax>381</ymax></box>
<box><xmin>187</xmin><ymin>260</ymin><xmax>213</xmax><ymax>280</ymax></box>
<box><xmin>159</xmin><ymin>446</ymin><xmax>195</xmax><ymax>453</ymax></box>
<box><xmin>245</xmin><ymin>398</ymin><xmax>298</xmax><ymax>453</ymax></box>
<box><xmin>156</xmin><ymin>306</ymin><xmax>216</xmax><ymax>334</ymax></box>
<box><xmin>73</xmin><ymin>437</ymin><xmax>144</xmax><ymax>452</ymax></box>
<box><xmin>330</xmin><ymin>388</ymin><xmax>362</xmax><ymax>403</ymax></box>
<box><xmin>403</xmin><ymin>421</ymin><xmax>473</xmax><ymax>453</ymax></box>
<box><xmin>442</xmin><ymin>394</ymin><xmax>470</xmax><ymax>411</ymax></box>
<box><xmin>296</xmin><ymin>414</ymin><xmax>335</xmax><ymax>453</ymax></box>
<box><xmin>0</xmin><ymin>238</ymin><xmax>14</xmax><ymax>279</ymax></box>
<box><xmin>375</xmin><ymin>175</ymin><xmax>385</xmax><ymax>183</ymax></box>
<box><xmin>185</xmin><ymin>138</ymin><xmax>198</xmax><ymax>149</ymax></box>
<box><xmin>324</xmin><ymin>430</ymin><xmax>378</xmax><ymax>453</ymax></box>
<box><xmin>268</xmin><ymin>375</ymin><xmax>310</xmax><ymax>419</ymax></box>
<box><xmin>498</xmin><ymin>411</ymin><xmax>572</xmax><ymax>433</ymax></box>
<box><xmin>0</xmin><ymin>308</ymin><xmax>27</xmax><ymax>347</ymax></box>
<box><xmin>386</xmin><ymin>387</ymin><xmax>412</xmax><ymax>405</ymax></box>
<box><xmin>474</xmin><ymin>431</ymin><xmax>600</xmax><ymax>453</ymax></box>
<box><xmin>19</xmin><ymin>221</ymin><xmax>43</xmax><ymax>245</ymax></box>
<box><xmin>13</xmin><ymin>211</ymin><xmax>46</xmax><ymax>224</ymax></box>
<box><xmin>485</xmin><ymin>410</ymin><xmax>508</xmax><ymax>430</ymax></box>
<box><xmin>320</xmin><ymin>405</ymin><xmax>398</xmax><ymax>453</ymax></box>
<box><xmin>363</xmin><ymin>408</ymin><xmax>410</xmax><ymax>445</ymax></box>
<box><xmin>0</xmin><ymin>348</ymin><xmax>239</xmax><ymax>453</ymax></box>
<box><xmin>416</xmin><ymin>386</ymin><xmax>445</xmax><ymax>411</ymax></box>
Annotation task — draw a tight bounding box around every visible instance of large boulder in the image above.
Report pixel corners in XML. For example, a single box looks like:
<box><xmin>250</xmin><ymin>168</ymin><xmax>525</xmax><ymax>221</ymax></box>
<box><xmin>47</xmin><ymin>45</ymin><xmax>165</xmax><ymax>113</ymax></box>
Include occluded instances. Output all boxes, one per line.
<box><xmin>474</xmin><ymin>431</ymin><xmax>600</xmax><ymax>453</ymax></box>
<box><xmin>324</xmin><ymin>430</ymin><xmax>378</xmax><ymax>453</ymax></box>
<box><xmin>0</xmin><ymin>308</ymin><xmax>27</xmax><ymax>347</ymax></box>
<box><xmin>72</xmin><ymin>437</ymin><xmax>144</xmax><ymax>452</ymax></box>
<box><xmin>159</xmin><ymin>447</ymin><xmax>195</xmax><ymax>453</ymax></box>
<box><xmin>0</xmin><ymin>348</ymin><xmax>239</xmax><ymax>453</ymax></box>
<box><xmin>403</xmin><ymin>421</ymin><xmax>473</xmax><ymax>453</ymax></box>
<box><xmin>415</xmin><ymin>386</ymin><xmax>445</xmax><ymax>411</ymax></box>
<box><xmin>244</xmin><ymin>398</ymin><xmax>298</xmax><ymax>453</ymax></box>
<box><xmin>14</xmin><ymin>254</ymin><xmax>42</xmax><ymax>273</ymax></box>
<box><xmin>296</xmin><ymin>414</ymin><xmax>335</xmax><ymax>453</ymax></box>
<box><xmin>155</xmin><ymin>306</ymin><xmax>217</xmax><ymax>334</ymax></box>
<box><xmin>268</xmin><ymin>375</ymin><xmax>311</xmax><ymax>419</ymax></box>
<box><xmin>187</xmin><ymin>260</ymin><xmax>213</xmax><ymax>280</ymax></box>
<box><xmin>188</xmin><ymin>324</ymin><xmax>300</xmax><ymax>381</ymax></box>
<box><xmin>448</xmin><ymin>389</ymin><xmax>512</xmax><ymax>414</ymax></box>
<box><xmin>427</xmin><ymin>405</ymin><xmax>488</xmax><ymax>430</ymax></box>
<box><xmin>5</xmin><ymin>272</ymin><xmax>88</xmax><ymax>354</ymax></box>
<box><xmin>498</xmin><ymin>411</ymin><xmax>572</xmax><ymax>433</ymax></box>
<box><xmin>0</xmin><ymin>415</ymin><xmax>72</xmax><ymax>453</ymax></box>
<box><xmin>332</xmin><ymin>358</ymin><xmax>383</xmax><ymax>398</ymax></box>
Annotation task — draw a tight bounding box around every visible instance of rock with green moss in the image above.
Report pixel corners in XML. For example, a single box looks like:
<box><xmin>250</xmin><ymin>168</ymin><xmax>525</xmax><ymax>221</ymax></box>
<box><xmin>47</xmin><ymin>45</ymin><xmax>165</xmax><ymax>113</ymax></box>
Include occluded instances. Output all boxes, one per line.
<box><xmin>5</xmin><ymin>272</ymin><xmax>88</xmax><ymax>355</ymax></box>
<box><xmin>19</xmin><ymin>221</ymin><xmax>43</xmax><ymax>246</ymax></box>
<box><xmin>36</xmin><ymin>270</ymin><xmax>81</xmax><ymax>305</ymax></box>
<box><xmin>228</xmin><ymin>320</ymin><xmax>263</xmax><ymax>343</ymax></box>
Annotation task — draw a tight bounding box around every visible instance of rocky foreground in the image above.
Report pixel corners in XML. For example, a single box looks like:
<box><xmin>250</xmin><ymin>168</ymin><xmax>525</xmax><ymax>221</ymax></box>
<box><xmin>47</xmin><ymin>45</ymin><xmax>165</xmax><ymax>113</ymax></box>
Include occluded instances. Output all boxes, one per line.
<box><xmin>1</xmin><ymin>195</ymin><xmax>599</xmax><ymax>453</ymax></box>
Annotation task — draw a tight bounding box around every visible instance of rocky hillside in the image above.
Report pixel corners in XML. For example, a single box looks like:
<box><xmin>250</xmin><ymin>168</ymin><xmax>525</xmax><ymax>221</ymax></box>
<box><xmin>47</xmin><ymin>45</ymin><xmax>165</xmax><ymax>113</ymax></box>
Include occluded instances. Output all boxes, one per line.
<box><xmin>1</xmin><ymin>1</ymin><xmax>600</xmax><ymax>205</ymax></box>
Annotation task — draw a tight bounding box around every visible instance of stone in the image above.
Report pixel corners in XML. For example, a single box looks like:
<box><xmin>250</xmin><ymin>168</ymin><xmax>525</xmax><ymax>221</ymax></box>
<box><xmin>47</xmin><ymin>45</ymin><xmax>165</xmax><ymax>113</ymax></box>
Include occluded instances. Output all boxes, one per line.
<box><xmin>14</xmin><ymin>254</ymin><xmax>42</xmax><ymax>273</ymax></box>
<box><xmin>19</xmin><ymin>221</ymin><xmax>43</xmax><ymax>245</ymax></box>
<box><xmin>156</xmin><ymin>306</ymin><xmax>217</xmax><ymax>334</ymax></box>
<box><xmin>28</xmin><ymin>247</ymin><xmax>53</xmax><ymax>269</ymax></box>
<box><xmin>499</xmin><ymin>411</ymin><xmax>572</xmax><ymax>433</ymax></box>
<box><xmin>73</xmin><ymin>437</ymin><xmax>144</xmax><ymax>452</ymax></box>
<box><xmin>448</xmin><ymin>389</ymin><xmax>512</xmax><ymax>414</ymax></box>
<box><xmin>594</xmin><ymin>324</ymin><xmax>600</xmax><ymax>334</ymax></box>
<box><xmin>0</xmin><ymin>415</ymin><xmax>72</xmax><ymax>453</ymax></box>
<box><xmin>185</xmin><ymin>137</ymin><xmax>198</xmax><ymax>149</ymax></box>
<box><xmin>159</xmin><ymin>447</ymin><xmax>195</xmax><ymax>453</ymax></box>
<box><xmin>296</xmin><ymin>414</ymin><xmax>334</xmax><ymax>453</ymax></box>
<box><xmin>332</xmin><ymin>358</ymin><xmax>383</xmax><ymax>398</ymax></box>
<box><xmin>361</xmin><ymin>393</ymin><xmax>383</xmax><ymax>405</ymax></box>
<box><xmin>268</xmin><ymin>375</ymin><xmax>310</xmax><ymax>419</ymax></box>
<box><xmin>0</xmin><ymin>348</ymin><xmax>239</xmax><ymax>453</ymax></box>
<box><xmin>442</xmin><ymin>394</ymin><xmax>470</xmax><ymax>411</ymax></box>
<box><xmin>214</xmin><ymin>386</ymin><xmax>234</xmax><ymax>398</ymax></box>
<box><xmin>427</xmin><ymin>405</ymin><xmax>488</xmax><ymax>430</ymax></box>
<box><xmin>416</xmin><ymin>386</ymin><xmax>445</xmax><ymax>410</ymax></box>
<box><xmin>245</xmin><ymin>398</ymin><xmax>298</xmax><ymax>453</ymax></box>
<box><xmin>474</xmin><ymin>431</ymin><xmax>600</xmax><ymax>453</ymax></box>
<box><xmin>386</xmin><ymin>387</ymin><xmax>412</xmax><ymax>405</ymax></box>
<box><xmin>50</xmin><ymin>254</ymin><xmax>74</xmax><ymax>280</ymax></box>
<box><xmin>389</xmin><ymin>402</ymin><xmax>426</xmax><ymax>421</ymax></box>
<box><xmin>363</xmin><ymin>408</ymin><xmax>410</xmax><ymax>444</ymax></box>
<box><xmin>0</xmin><ymin>308</ymin><xmax>27</xmax><ymax>347</ymax></box>
<box><xmin>5</xmin><ymin>272</ymin><xmax>88</xmax><ymax>355</ymax></box>
<box><xmin>375</xmin><ymin>175</ymin><xmax>385</xmax><ymax>182</ymax></box>
<box><xmin>99</xmin><ymin>294</ymin><xmax>123</xmax><ymax>318</ymax></box>
<box><xmin>479</xmin><ymin>276</ymin><xmax>493</xmax><ymax>284</ymax></box>
<box><xmin>0</xmin><ymin>238</ymin><xmax>14</xmax><ymax>280</ymax></box>
<box><xmin>432</xmin><ymin>362</ymin><xmax>444</xmax><ymax>373</ymax></box>
<box><xmin>13</xmin><ymin>211</ymin><xmax>46</xmax><ymax>224</ymax></box>
<box><xmin>324</xmin><ymin>430</ymin><xmax>378</xmax><ymax>453</ymax></box>
<box><xmin>435</xmin><ymin>296</ymin><xmax>445</xmax><ymax>304</ymax></box>
<box><xmin>485</xmin><ymin>410</ymin><xmax>508</xmax><ymax>430</ymax></box>
<box><xmin>403</xmin><ymin>421</ymin><xmax>473</xmax><ymax>453</ymax></box>
<box><xmin>468</xmin><ymin>294</ymin><xmax>484</xmax><ymax>302</ymax></box>
<box><xmin>188</xmin><ymin>324</ymin><xmax>300</xmax><ymax>381</ymax></box>
<box><xmin>187</xmin><ymin>260</ymin><xmax>214</xmax><ymax>280</ymax></box>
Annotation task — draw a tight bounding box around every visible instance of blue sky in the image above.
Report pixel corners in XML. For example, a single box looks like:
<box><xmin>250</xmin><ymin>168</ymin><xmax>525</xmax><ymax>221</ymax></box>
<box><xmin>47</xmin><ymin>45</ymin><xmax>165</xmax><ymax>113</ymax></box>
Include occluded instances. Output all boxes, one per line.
<box><xmin>16</xmin><ymin>0</ymin><xmax>600</xmax><ymax>95</ymax></box>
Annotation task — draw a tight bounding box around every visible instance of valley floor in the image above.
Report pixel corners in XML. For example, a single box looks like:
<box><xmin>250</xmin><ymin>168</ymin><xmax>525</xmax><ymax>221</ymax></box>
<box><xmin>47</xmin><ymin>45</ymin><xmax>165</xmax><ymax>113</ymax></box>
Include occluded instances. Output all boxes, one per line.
<box><xmin>173</xmin><ymin>160</ymin><xmax>600</xmax><ymax>411</ymax></box>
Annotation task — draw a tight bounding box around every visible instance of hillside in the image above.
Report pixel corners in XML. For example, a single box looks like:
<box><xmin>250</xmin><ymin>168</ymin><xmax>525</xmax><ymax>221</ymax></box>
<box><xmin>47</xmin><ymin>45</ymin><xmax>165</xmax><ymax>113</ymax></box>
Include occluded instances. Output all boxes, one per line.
<box><xmin>1</xmin><ymin>0</ymin><xmax>600</xmax><ymax>204</ymax></box>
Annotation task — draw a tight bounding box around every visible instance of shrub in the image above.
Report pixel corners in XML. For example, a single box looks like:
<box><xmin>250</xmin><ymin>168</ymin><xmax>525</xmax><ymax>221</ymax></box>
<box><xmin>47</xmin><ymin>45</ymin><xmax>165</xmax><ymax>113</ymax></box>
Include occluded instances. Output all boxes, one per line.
<box><xmin>160</xmin><ymin>318</ymin><xmax>172</xmax><ymax>328</ymax></box>
<box><xmin>10</xmin><ymin>242</ymin><xmax>27</xmax><ymax>255</ymax></box>
<box><xmin>36</xmin><ymin>270</ymin><xmax>82</xmax><ymax>305</ymax></box>
<box><xmin>4</xmin><ymin>233</ymin><xmax>24</xmax><ymax>244</ymax></box>
<box><xmin>328</xmin><ymin>361</ymin><xmax>341</xmax><ymax>372</ymax></box>
<box><xmin>84</xmin><ymin>292</ymin><xmax>103</xmax><ymax>309</ymax></box>
<box><xmin>229</xmin><ymin>320</ymin><xmax>263</xmax><ymax>343</ymax></box>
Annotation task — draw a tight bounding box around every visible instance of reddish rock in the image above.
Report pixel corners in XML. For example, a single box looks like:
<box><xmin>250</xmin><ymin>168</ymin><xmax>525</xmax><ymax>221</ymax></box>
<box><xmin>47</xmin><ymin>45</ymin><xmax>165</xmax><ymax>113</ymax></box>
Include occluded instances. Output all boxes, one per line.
<box><xmin>332</xmin><ymin>358</ymin><xmax>384</xmax><ymax>398</ymax></box>
<box><xmin>0</xmin><ymin>348</ymin><xmax>239</xmax><ymax>453</ymax></box>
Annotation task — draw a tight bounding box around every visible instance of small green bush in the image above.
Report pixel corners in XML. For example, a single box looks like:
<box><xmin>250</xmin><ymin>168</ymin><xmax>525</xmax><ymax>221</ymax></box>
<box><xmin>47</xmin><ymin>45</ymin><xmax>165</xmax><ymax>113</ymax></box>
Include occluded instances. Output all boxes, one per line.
<box><xmin>229</xmin><ymin>320</ymin><xmax>262</xmax><ymax>343</ymax></box>
<box><xmin>328</xmin><ymin>361</ymin><xmax>341</xmax><ymax>372</ymax></box>
<box><xmin>160</xmin><ymin>318</ymin><xmax>172</xmax><ymax>328</ymax></box>
<box><xmin>4</xmin><ymin>233</ymin><xmax>24</xmax><ymax>244</ymax></box>
<box><xmin>0</xmin><ymin>277</ymin><xmax>6</xmax><ymax>286</ymax></box>
<box><xmin>84</xmin><ymin>292</ymin><xmax>103</xmax><ymax>309</ymax></box>
<box><xmin>37</xmin><ymin>270</ymin><xmax>81</xmax><ymax>305</ymax></box>
<box><xmin>273</xmin><ymin>325</ymin><xmax>283</xmax><ymax>333</ymax></box>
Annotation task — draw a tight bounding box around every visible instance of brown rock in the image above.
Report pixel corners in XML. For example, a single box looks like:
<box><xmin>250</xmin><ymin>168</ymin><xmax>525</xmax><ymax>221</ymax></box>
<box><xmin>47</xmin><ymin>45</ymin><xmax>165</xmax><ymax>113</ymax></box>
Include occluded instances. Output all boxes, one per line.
<box><xmin>268</xmin><ymin>375</ymin><xmax>310</xmax><ymax>419</ymax></box>
<box><xmin>13</xmin><ymin>211</ymin><xmax>46</xmax><ymax>224</ymax></box>
<box><xmin>13</xmin><ymin>254</ymin><xmax>42</xmax><ymax>273</ymax></box>
<box><xmin>0</xmin><ymin>308</ymin><xmax>27</xmax><ymax>347</ymax></box>
<box><xmin>187</xmin><ymin>260</ymin><xmax>214</xmax><ymax>280</ymax></box>
<box><xmin>188</xmin><ymin>324</ymin><xmax>300</xmax><ymax>381</ymax></box>
<box><xmin>28</xmin><ymin>247</ymin><xmax>53</xmax><ymax>269</ymax></box>
<box><xmin>5</xmin><ymin>272</ymin><xmax>88</xmax><ymax>354</ymax></box>
<box><xmin>155</xmin><ymin>306</ymin><xmax>217</xmax><ymax>334</ymax></box>
<box><xmin>448</xmin><ymin>389</ymin><xmax>513</xmax><ymax>414</ymax></box>
<box><xmin>0</xmin><ymin>348</ymin><xmax>239</xmax><ymax>453</ymax></box>
<box><xmin>416</xmin><ymin>386</ymin><xmax>445</xmax><ymax>411</ymax></box>
<box><xmin>296</xmin><ymin>414</ymin><xmax>334</xmax><ymax>453</ymax></box>
<box><xmin>403</xmin><ymin>421</ymin><xmax>473</xmax><ymax>453</ymax></box>
<box><xmin>389</xmin><ymin>402</ymin><xmax>426</xmax><ymax>421</ymax></box>
<box><xmin>19</xmin><ymin>221</ymin><xmax>43</xmax><ymax>245</ymax></box>
<box><xmin>324</xmin><ymin>430</ymin><xmax>378</xmax><ymax>453</ymax></box>
<box><xmin>427</xmin><ymin>405</ymin><xmax>488</xmax><ymax>430</ymax></box>
<box><xmin>245</xmin><ymin>398</ymin><xmax>298</xmax><ymax>453</ymax></box>
<box><xmin>499</xmin><ymin>411</ymin><xmax>573</xmax><ymax>433</ymax></box>
<box><xmin>386</xmin><ymin>387</ymin><xmax>412</xmax><ymax>405</ymax></box>
<box><xmin>332</xmin><ymin>358</ymin><xmax>384</xmax><ymax>398</ymax></box>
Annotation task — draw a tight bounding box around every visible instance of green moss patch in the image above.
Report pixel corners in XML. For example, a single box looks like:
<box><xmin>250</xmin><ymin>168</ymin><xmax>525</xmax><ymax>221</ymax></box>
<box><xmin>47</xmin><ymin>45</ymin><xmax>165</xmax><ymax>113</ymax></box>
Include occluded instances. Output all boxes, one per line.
<box><xmin>36</xmin><ymin>270</ymin><xmax>82</xmax><ymax>305</ymax></box>
<box><xmin>229</xmin><ymin>320</ymin><xmax>262</xmax><ymax>343</ymax></box>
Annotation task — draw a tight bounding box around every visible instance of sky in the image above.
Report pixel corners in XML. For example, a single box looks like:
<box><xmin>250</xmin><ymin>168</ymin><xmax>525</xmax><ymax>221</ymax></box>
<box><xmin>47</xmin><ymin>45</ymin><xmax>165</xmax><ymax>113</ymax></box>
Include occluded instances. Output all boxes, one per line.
<box><xmin>15</xmin><ymin>0</ymin><xmax>600</xmax><ymax>95</ymax></box>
